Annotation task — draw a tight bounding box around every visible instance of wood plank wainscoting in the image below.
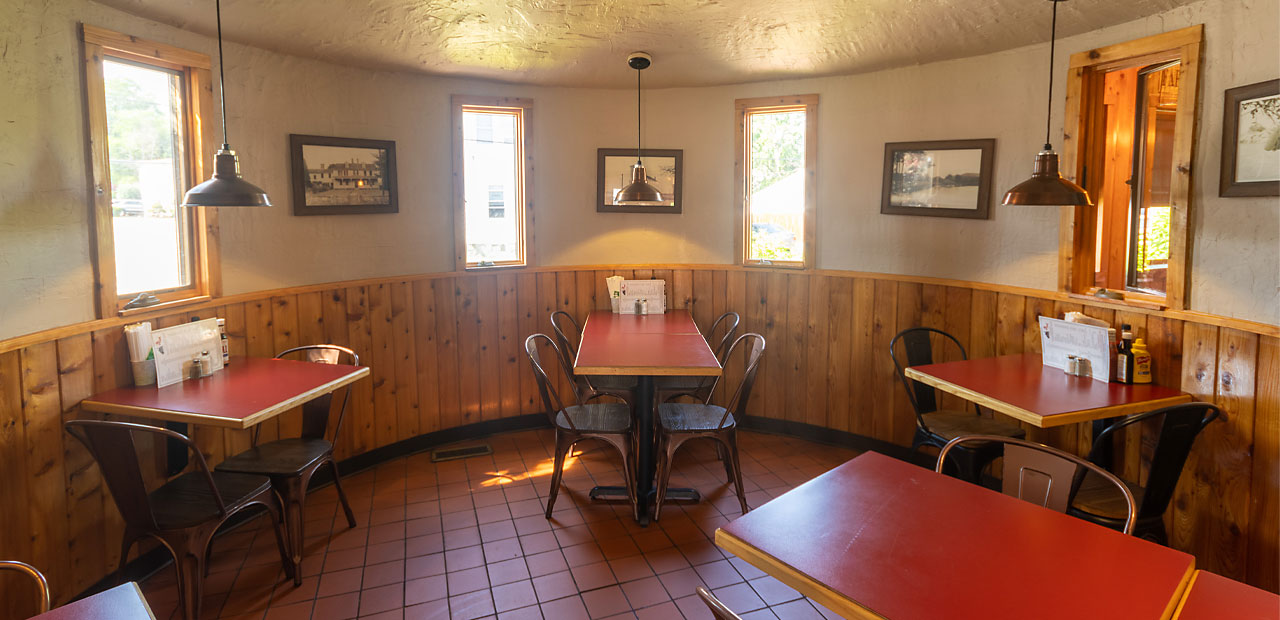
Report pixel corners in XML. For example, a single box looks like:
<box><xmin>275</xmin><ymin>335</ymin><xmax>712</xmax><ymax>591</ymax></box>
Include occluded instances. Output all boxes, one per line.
<box><xmin>0</xmin><ymin>265</ymin><xmax>1275</xmax><ymax>616</ymax></box>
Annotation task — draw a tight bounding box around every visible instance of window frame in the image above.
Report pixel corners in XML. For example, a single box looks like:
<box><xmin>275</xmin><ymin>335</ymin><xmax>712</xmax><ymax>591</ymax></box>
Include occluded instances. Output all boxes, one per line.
<box><xmin>734</xmin><ymin>94</ymin><xmax>819</xmax><ymax>270</ymax></box>
<box><xmin>81</xmin><ymin>24</ymin><xmax>220</xmax><ymax>318</ymax></box>
<box><xmin>1059</xmin><ymin>26</ymin><xmax>1202</xmax><ymax>310</ymax></box>
<box><xmin>450</xmin><ymin>95</ymin><xmax>534</xmax><ymax>271</ymax></box>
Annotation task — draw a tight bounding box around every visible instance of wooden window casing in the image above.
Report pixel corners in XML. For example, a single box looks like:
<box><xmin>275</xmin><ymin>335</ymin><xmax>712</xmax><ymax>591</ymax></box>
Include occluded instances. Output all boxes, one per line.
<box><xmin>81</xmin><ymin>24</ymin><xmax>221</xmax><ymax>318</ymax></box>
<box><xmin>451</xmin><ymin>96</ymin><xmax>534</xmax><ymax>271</ymax></box>
<box><xmin>735</xmin><ymin>95</ymin><xmax>819</xmax><ymax>270</ymax></box>
<box><xmin>1059</xmin><ymin>26</ymin><xmax>1203</xmax><ymax>310</ymax></box>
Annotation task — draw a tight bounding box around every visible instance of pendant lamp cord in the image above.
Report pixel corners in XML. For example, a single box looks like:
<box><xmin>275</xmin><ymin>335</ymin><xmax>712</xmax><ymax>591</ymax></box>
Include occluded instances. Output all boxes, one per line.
<box><xmin>1043</xmin><ymin>0</ymin><xmax>1059</xmax><ymax>151</ymax></box>
<box><xmin>635</xmin><ymin>67</ymin><xmax>643</xmax><ymax>165</ymax></box>
<box><xmin>216</xmin><ymin>0</ymin><xmax>231</xmax><ymax>149</ymax></box>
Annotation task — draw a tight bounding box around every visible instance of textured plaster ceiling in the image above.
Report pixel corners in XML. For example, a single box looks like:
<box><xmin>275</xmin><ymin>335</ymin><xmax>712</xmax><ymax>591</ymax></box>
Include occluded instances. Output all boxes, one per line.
<box><xmin>94</xmin><ymin>0</ymin><xmax>1199</xmax><ymax>88</ymax></box>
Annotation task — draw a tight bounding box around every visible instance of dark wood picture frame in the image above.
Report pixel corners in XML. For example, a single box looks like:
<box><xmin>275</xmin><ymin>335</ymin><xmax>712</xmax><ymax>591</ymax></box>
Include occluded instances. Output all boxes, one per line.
<box><xmin>290</xmin><ymin>134</ymin><xmax>399</xmax><ymax>215</ymax></box>
<box><xmin>597</xmin><ymin>148</ymin><xmax>683</xmax><ymax>214</ymax></box>
<box><xmin>1220</xmin><ymin>79</ymin><xmax>1280</xmax><ymax>197</ymax></box>
<box><xmin>880</xmin><ymin>139</ymin><xmax>995</xmax><ymax>219</ymax></box>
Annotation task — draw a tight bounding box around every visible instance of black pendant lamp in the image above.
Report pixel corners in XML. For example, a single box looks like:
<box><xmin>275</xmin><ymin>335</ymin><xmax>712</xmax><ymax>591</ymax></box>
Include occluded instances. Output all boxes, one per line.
<box><xmin>1002</xmin><ymin>0</ymin><xmax>1092</xmax><ymax>207</ymax></box>
<box><xmin>182</xmin><ymin>0</ymin><xmax>271</xmax><ymax>208</ymax></box>
<box><xmin>615</xmin><ymin>52</ymin><xmax>664</xmax><ymax>205</ymax></box>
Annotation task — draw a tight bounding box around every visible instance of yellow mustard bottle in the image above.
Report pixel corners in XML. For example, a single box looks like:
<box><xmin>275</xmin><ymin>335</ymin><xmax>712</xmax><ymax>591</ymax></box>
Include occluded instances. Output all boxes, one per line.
<box><xmin>1131</xmin><ymin>338</ymin><xmax>1153</xmax><ymax>384</ymax></box>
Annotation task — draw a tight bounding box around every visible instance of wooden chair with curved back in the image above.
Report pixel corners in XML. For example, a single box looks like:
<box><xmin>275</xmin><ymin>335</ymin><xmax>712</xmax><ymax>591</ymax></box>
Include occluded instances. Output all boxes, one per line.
<box><xmin>65</xmin><ymin>420</ymin><xmax>293</xmax><ymax>620</ymax></box>
<box><xmin>214</xmin><ymin>345</ymin><xmax>360</xmax><ymax>584</ymax></box>
<box><xmin>653</xmin><ymin>333</ymin><xmax>765</xmax><ymax>521</ymax></box>
<box><xmin>525</xmin><ymin>334</ymin><xmax>639</xmax><ymax>520</ymax></box>
<box><xmin>890</xmin><ymin>327</ymin><xmax>1026</xmax><ymax>481</ymax></box>
<box><xmin>550</xmin><ymin>310</ymin><xmax>637</xmax><ymax>401</ymax></box>
<box><xmin>0</xmin><ymin>560</ymin><xmax>50</xmax><ymax>615</ymax></box>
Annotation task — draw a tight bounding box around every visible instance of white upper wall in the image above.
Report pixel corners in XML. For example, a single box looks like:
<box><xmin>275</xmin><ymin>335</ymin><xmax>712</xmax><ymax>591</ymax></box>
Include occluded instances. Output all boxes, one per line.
<box><xmin>0</xmin><ymin>0</ymin><xmax>1275</xmax><ymax>341</ymax></box>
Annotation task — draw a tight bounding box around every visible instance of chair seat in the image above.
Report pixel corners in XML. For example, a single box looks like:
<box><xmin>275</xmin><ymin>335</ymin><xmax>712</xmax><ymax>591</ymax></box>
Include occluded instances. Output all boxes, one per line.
<box><xmin>557</xmin><ymin>403</ymin><xmax>632</xmax><ymax>433</ymax></box>
<box><xmin>149</xmin><ymin>471</ymin><xmax>273</xmax><ymax>529</ymax></box>
<box><xmin>1069</xmin><ymin>472</ymin><xmax>1146</xmax><ymax>521</ymax></box>
<box><xmin>216</xmin><ymin>438</ymin><xmax>335</xmax><ymax>477</ymax></box>
<box><xmin>923</xmin><ymin>410</ymin><xmax>1026</xmax><ymax>442</ymax></box>
<box><xmin>658</xmin><ymin>403</ymin><xmax>736</xmax><ymax>432</ymax></box>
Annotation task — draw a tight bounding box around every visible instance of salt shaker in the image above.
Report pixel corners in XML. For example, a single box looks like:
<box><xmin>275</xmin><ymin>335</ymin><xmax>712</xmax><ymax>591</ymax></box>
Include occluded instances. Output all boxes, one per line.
<box><xmin>639</xmin><ymin>298</ymin><xmax>649</xmax><ymax>315</ymax></box>
<box><xmin>199</xmin><ymin>350</ymin><xmax>214</xmax><ymax>377</ymax></box>
<box><xmin>1065</xmin><ymin>355</ymin><xmax>1079</xmax><ymax>375</ymax></box>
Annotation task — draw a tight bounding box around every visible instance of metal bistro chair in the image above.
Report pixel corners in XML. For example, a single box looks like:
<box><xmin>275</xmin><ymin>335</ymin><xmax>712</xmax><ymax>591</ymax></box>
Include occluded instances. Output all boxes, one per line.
<box><xmin>1068</xmin><ymin>403</ymin><xmax>1220</xmax><ymax>543</ymax></box>
<box><xmin>0</xmin><ymin>560</ymin><xmax>50</xmax><ymax>614</ymax></box>
<box><xmin>696</xmin><ymin>586</ymin><xmax>744</xmax><ymax>620</ymax></box>
<box><xmin>525</xmin><ymin>334</ymin><xmax>639</xmax><ymax>520</ymax></box>
<box><xmin>653</xmin><ymin>333</ymin><xmax>765</xmax><ymax>521</ymax></box>
<box><xmin>938</xmin><ymin>435</ymin><xmax>1136</xmax><ymax>534</ymax></box>
<box><xmin>656</xmin><ymin>311</ymin><xmax>741</xmax><ymax>404</ymax></box>
<box><xmin>65</xmin><ymin>420</ymin><xmax>293</xmax><ymax>620</ymax></box>
<box><xmin>890</xmin><ymin>327</ymin><xmax>1026</xmax><ymax>481</ymax></box>
<box><xmin>215</xmin><ymin>345</ymin><xmax>360</xmax><ymax>584</ymax></box>
<box><xmin>550</xmin><ymin>310</ymin><xmax>638</xmax><ymax>401</ymax></box>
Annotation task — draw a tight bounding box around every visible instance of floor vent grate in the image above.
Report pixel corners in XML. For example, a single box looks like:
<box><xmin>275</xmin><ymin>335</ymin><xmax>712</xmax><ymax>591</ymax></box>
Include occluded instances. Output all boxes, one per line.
<box><xmin>430</xmin><ymin>444</ymin><xmax>493</xmax><ymax>462</ymax></box>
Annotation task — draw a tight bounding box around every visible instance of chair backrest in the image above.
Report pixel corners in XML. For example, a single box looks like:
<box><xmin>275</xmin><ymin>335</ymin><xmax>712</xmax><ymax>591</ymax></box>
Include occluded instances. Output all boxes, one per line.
<box><xmin>696</xmin><ymin>586</ymin><xmax>743</xmax><ymax>620</ymax></box>
<box><xmin>274</xmin><ymin>345</ymin><xmax>359</xmax><ymax>440</ymax></box>
<box><xmin>937</xmin><ymin>434</ymin><xmax>1136</xmax><ymax>534</ymax></box>
<box><xmin>889</xmin><ymin>327</ymin><xmax>968</xmax><ymax>421</ymax></box>
<box><xmin>524</xmin><ymin>334</ymin><xmax>584</xmax><ymax>430</ymax></box>
<box><xmin>1085</xmin><ymin>402</ymin><xmax>1219</xmax><ymax>518</ymax></box>
<box><xmin>549</xmin><ymin>311</ymin><xmax>582</xmax><ymax>374</ymax></box>
<box><xmin>707</xmin><ymin>312</ymin><xmax>742</xmax><ymax>363</ymax></box>
<box><xmin>706</xmin><ymin>333</ymin><xmax>766</xmax><ymax>428</ymax></box>
<box><xmin>0</xmin><ymin>560</ymin><xmax>50</xmax><ymax>614</ymax></box>
<box><xmin>64</xmin><ymin>419</ymin><xmax>227</xmax><ymax>530</ymax></box>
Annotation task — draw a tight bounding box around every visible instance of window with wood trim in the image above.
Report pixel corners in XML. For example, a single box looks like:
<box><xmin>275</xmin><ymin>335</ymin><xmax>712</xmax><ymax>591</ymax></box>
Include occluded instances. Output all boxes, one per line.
<box><xmin>1060</xmin><ymin>26</ymin><xmax>1202</xmax><ymax>310</ymax></box>
<box><xmin>452</xmin><ymin>96</ymin><xmax>533</xmax><ymax>270</ymax></box>
<box><xmin>81</xmin><ymin>25</ymin><xmax>219</xmax><ymax>318</ymax></box>
<box><xmin>735</xmin><ymin>95</ymin><xmax>818</xmax><ymax>269</ymax></box>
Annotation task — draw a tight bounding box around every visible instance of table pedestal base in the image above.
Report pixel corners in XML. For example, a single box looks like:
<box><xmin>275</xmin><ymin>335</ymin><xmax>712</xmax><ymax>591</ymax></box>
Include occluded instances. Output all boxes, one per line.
<box><xmin>589</xmin><ymin>486</ymin><xmax>702</xmax><ymax>525</ymax></box>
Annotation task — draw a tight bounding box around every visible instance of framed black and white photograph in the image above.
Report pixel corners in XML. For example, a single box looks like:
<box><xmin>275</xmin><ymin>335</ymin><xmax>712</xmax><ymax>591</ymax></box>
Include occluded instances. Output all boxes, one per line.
<box><xmin>880</xmin><ymin>139</ymin><xmax>995</xmax><ymax>219</ymax></box>
<box><xmin>290</xmin><ymin>134</ymin><xmax>398</xmax><ymax>215</ymax></box>
<box><xmin>1220</xmin><ymin>79</ymin><xmax>1280</xmax><ymax>197</ymax></box>
<box><xmin>597</xmin><ymin>148</ymin><xmax>682</xmax><ymax>214</ymax></box>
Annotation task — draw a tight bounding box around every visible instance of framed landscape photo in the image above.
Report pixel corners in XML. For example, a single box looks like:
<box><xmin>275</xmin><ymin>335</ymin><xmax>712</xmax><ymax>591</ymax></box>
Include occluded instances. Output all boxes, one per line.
<box><xmin>597</xmin><ymin>148</ymin><xmax>682</xmax><ymax>214</ymax></box>
<box><xmin>290</xmin><ymin>134</ymin><xmax>399</xmax><ymax>215</ymax></box>
<box><xmin>1220</xmin><ymin>79</ymin><xmax>1280</xmax><ymax>197</ymax></box>
<box><xmin>880</xmin><ymin>139</ymin><xmax>995</xmax><ymax>219</ymax></box>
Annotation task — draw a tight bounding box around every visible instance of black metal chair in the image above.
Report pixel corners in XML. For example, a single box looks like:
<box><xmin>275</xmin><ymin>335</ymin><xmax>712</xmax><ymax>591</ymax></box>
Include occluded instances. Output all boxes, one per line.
<box><xmin>890</xmin><ymin>327</ymin><xmax>1026</xmax><ymax>480</ymax></box>
<box><xmin>1067</xmin><ymin>402</ymin><xmax>1220</xmax><ymax>543</ymax></box>
<box><xmin>550</xmin><ymin>310</ymin><xmax>637</xmax><ymax>400</ymax></box>
<box><xmin>65</xmin><ymin>420</ymin><xmax>293</xmax><ymax>620</ymax></box>
<box><xmin>0</xmin><ymin>560</ymin><xmax>50</xmax><ymax>614</ymax></box>
<box><xmin>653</xmin><ymin>333</ymin><xmax>765</xmax><ymax>521</ymax></box>
<box><xmin>214</xmin><ymin>345</ymin><xmax>360</xmax><ymax>584</ymax></box>
<box><xmin>525</xmin><ymin>334</ymin><xmax>639</xmax><ymax>520</ymax></box>
<box><xmin>657</xmin><ymin>311</ymin><xmax>741</xmax><ymax>404</ymax></box>
<box><xmin>938</xmin><ymin>435</ymin><xmax>1137</xmax><ymax>534</ymax></box>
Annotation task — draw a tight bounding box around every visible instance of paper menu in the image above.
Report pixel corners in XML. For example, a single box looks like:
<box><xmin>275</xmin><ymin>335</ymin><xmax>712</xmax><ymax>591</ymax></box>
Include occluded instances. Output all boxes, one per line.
<box><xmin>619</xmin><ymin>279</ymin><xmax>665</xmax><ymax>298</ymax></box>
<box><xmin>1038</xmin><ymin>316</ymin><xmax>1112</xmax><ymax>382</ymax></box>
<box><xmin>152</xmin><ymin>318</ymin><xmax>224</xmax><ymax>387</ymax></box>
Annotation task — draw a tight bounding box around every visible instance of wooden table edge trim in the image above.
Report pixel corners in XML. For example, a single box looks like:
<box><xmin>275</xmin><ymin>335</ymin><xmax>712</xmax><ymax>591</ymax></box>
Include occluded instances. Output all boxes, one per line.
<box><xmin>1162</xmin><ymin>563</ymin><xmax>1198</xmax><ymax>620</ymax></box>
<box><xmin>1039</xmin><ymin>394</ymin><xmax>1196</xmax><ymax>428</ymax></box>
<box><xmin>575</xmin><ymin>365</ymin><xmax>722</xmax><ymax>377</ymax></box>
<box><xmin>1168</xmin><ymin>569</ymin><xmax>1202</xmax><ymax>620</ymax></box>
<box><xmin>903</xmin><ymin>367</ymin><xmax>1045</xmax><ymax>426</ymax></box>
<box><xmin>132</xmin><ymin>581</ymin><xmax>159</xmax><ymax>620</ymax></box>
<box><xmin>714</xmin><ymin>528</ymin><xmax>885</xmax><ymax>620</ymax></box>
<box><xmin>80</xmin><ymin>366</ymin><xmax>371</xmax><ymax>430</ymax></box>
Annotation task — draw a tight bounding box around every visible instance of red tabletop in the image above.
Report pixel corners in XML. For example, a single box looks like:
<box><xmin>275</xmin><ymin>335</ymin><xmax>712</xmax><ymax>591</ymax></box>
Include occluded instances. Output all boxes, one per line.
<box><xmin>904</xmin><ymin>352</ymin><xmax>1192</xmax><ymax>428</ymax></box>
<box><xmin>80</xmin><ymin>357</ymin><xmax>370</xmax><ymax>429</ymax></box>
<box><xmin>575</xmin><ymin>310</ymin><xmax>720</xmax><ymax>377</ymax></box>
<box><xmin>716</xmin><ymin>451</ymin><xmax>1195</xmax><ymax>620</ymax></box>
<box><xmin>1173</xmin><ymin>571</ymin><xmax>1279</xmax><ymax>620</ymax></box>
<box><xmin>35</xmin><ymin>582</ymin><xmax>155</xmax><ymax>619</ymax></box>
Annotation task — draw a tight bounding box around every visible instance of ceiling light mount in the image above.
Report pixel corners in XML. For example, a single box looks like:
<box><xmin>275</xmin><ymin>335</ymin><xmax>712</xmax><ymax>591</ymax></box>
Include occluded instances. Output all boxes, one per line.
<box><xmin>615</xmin><ymin>52</ymin><xmax>664</xmax><ymax>206</ymax></box>
<box><xmin>627</xmin><ymin>52</ymin><xmax>652</xmax><ymax>71</ymax></box>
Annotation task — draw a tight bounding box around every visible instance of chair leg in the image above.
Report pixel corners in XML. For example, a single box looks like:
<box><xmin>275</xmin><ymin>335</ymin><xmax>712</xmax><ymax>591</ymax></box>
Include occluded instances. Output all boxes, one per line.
<box><xmin>117</xmin><ymin>531</ymin><xmax>138</xmax><ymax>584</ymax></box>
<box><xmin>724</xmin><ymin>432</ymin><xmax>749</xmax><ymax>515</ymax></box>
<box><xmin>279</xmin><ymin>478</ymin><xmax>306</xmax><ymax>586</ymax></box>
<box><xmin>165</xmin><ymin>534</ymin><xmax>206</xmax><ymax>620</ymax></box>
<box><xmin>545</xmin><ymin>433</ymin><xmax>571</xmax><ymax>519</ymax></box>
<box><xmin>653</xmin><ymin>434</ymin><xmax>679</xmax><ymax>522</ymax></box>
<box><xmin>328</xmin><ymin>459</ymin><xmax>358</xmax><ymax>529</ymax></box>
<box><xmin>604</xmin><ymin>435</ymin><xmax>640</xmax><ymax>522</ymax></box>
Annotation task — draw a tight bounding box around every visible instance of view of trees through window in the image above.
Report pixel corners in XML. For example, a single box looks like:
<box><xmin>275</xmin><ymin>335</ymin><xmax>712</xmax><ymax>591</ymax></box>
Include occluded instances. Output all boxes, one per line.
<box><xmin>104</xmin><ymin>58</ymin><xmax>191</xmax><ymax>295</ymax></box>
<box><xmin>747</xmin><ymin>109</ymin><xmax>806</xmax><ymax>262</ymax></box>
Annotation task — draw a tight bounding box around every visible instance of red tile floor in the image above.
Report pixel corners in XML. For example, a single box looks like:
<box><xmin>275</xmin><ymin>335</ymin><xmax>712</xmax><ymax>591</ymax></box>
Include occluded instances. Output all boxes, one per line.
<box><xmin>138</xmin><ymin>429</ymin><xmax>858</xmax><ymax>619</ymax></box>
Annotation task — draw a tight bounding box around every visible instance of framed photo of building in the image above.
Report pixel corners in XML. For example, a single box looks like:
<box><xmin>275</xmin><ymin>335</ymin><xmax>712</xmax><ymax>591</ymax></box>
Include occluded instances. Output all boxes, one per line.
<box><xmin>1220</xmin><ymin>79</ymin><xmax>1280</xmax><ymax>197</ymax></box>
<box><xmin>597</xmin><ymin>148</ymin><xmax>682</xmax><ymax>214</ymax></box>
<box><xmin>290</xmin><ymin>134</ymin><xmax>399</xmax><ymax>215</ymax></box>
<box><xmin>879</xmin><ymin>139</ymin><xmax>995</xmax><ymax>219</ymax></box>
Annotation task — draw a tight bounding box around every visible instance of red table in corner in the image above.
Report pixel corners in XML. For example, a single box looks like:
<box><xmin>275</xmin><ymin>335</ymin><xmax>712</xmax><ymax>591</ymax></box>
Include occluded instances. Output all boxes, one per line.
<box><xmin>1172</xmin><ymin>571</ymin><xmax>1280</xmax><ymax>620</ymax></box>
<box><xmin>34</xmin><ymin>582</ymin><xmax>155</xmax><ymax>619</ymax></box>
<box><xmin>716</xmin><ymin>451</ymin><xmax>1196</xmax><ymax>619</ymax></box>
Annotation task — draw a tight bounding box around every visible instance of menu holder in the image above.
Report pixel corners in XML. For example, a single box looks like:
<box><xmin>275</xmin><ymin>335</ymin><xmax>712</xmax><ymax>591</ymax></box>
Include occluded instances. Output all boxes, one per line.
<box><xmin>617</xmin><ymin>279</ymin><xmax>667</xmax><ymax>314</ymax></box>
<box><xmin>152</xmin><ymin>318</ymin><xmax>224</xmax><ymax>387</ymax></box>
<box><xmin>1038</xmin><ymin>316</ymin><xmax>1112</xmax><ymax>382</ymax></box>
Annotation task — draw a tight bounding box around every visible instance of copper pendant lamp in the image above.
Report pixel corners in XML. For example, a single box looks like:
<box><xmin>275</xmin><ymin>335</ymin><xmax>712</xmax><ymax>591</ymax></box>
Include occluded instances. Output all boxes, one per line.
<box><xmin>1002</xmin><ymin>0</ymin><xmax>1092</xmax><ymax>207</ymax></box>
<box><xmin>182</xmin><ymin>0</ymin><xmax>271</xmax><ymax>208</ymax></box>
<box><xmin>615</xmin><ymin>52</ymin><xmax>664</xmax><ymax>205</ymax></box>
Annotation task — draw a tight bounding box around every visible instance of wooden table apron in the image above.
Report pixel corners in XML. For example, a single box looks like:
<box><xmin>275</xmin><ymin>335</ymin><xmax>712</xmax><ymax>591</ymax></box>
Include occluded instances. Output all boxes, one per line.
<box><xmin>34</xmin><ymin>582</ymin><xmax>156</xmax><ymax>619</ymax></box>
<box><xmin>715</xmin><ymin>452</ymin><xmax>1196</xmax><ymax>620</ymax></box>
<box><xmin>574</xmin><ymin>310</ymin><xmax>721</xmax><ymax>523</ymax></box>
<box><xmin>80</xmin><ymin>357</ymin><xmax>371</xmax><ymax>429</ymax></box>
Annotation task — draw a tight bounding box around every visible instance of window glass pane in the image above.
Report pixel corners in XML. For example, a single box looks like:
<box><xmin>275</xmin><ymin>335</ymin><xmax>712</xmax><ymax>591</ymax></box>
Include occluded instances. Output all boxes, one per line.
<box><xmin>1127</xmin><ymin>62</ymin><xmax>1178</xmax><ymax>296</ymax></box>
<box><xmin>746</xmin><ymin>110</ymin><xmax>805</xmax><ymax>262</ymax></box>
<box><xmin>462</xmin><ymin>109</ymin><xmax>521</xmax><ymax>264</ymax></box>
<box><xmin>103</xmin><ymin>58</ymin><xmax>191</xmax><ymax>295</ymax></box>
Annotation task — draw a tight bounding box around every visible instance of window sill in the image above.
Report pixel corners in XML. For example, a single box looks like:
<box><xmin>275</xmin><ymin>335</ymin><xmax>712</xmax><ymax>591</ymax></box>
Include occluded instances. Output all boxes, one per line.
<box><xmin>464</xmin><ymin>263</ymin><xmax>527</xmax><ymax>272</ymax></box>
<box><xmin>118</xmin><ymin>294</ymin><xmax>212</xmax><ymax>318</ymax></box>
<box><xmin>1068</xmin><ymin>291</ymin><xmax>1166</xmax><ymax>312</ymax></box>
<box><xmin>742</xmin><ymin>261</ymin><xmax>807</xmax><ymax>271</ymax></box>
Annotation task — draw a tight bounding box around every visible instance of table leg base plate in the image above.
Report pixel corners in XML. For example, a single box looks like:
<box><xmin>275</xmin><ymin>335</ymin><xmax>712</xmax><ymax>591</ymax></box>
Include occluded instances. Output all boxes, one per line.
<box><xmin>589</xmin><ymin>486</ymin><xmax>702</xmax><ymax>503</ymax></box>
